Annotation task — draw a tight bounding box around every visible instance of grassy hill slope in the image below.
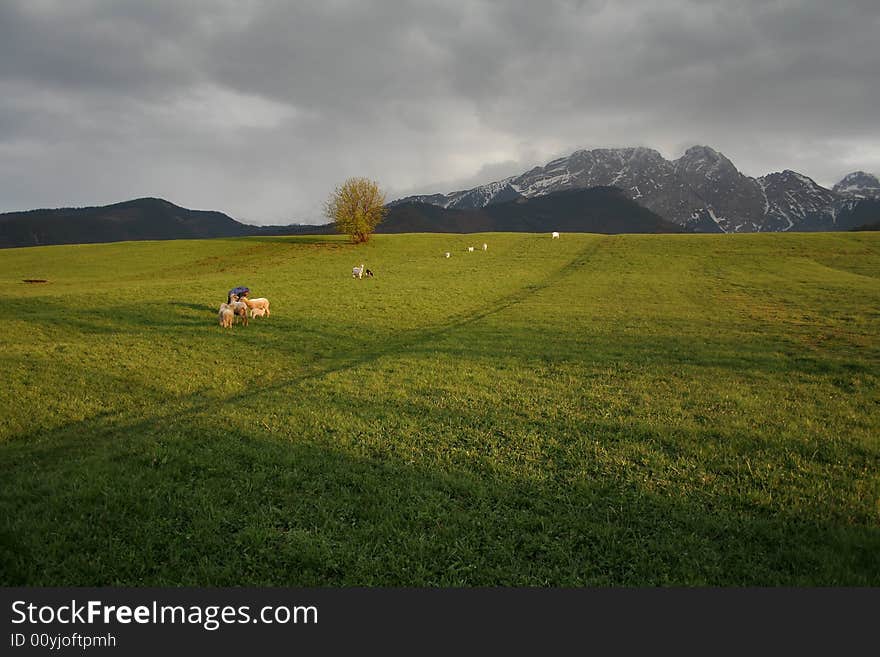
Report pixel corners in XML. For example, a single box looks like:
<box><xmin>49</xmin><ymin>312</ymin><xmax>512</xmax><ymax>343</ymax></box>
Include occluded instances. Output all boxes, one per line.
<box><xmin>1</xmin><ymin>232</ymin><xmax>878</xmax><ymax>585</ymax></box>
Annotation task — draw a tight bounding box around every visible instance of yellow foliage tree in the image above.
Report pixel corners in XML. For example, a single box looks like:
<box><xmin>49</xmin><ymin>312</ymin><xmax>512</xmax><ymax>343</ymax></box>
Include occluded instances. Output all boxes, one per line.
<box><xmin>324</xmin><ymin>177</ymin><xmax>387</xmax><ymax>243</ymax></box>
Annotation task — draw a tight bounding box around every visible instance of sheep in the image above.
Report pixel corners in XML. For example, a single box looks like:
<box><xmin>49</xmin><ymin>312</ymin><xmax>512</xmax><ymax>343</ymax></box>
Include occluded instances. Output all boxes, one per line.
<box><xmin>467</xmin><ymin>246</ymin><xmax>474</xmax><ymax>252</ymax></box>
<box><xmin>233</xmin><ymin>304</ymin><xmax>249</xmax><ymax>326</ymax></box>
<box><xmin>482</xmin><ymin>243</ymin><xmax>488</xmax><ymax>251</ymax></box>
<box><xmin>218</xmin><ymin>303</ymin><xmax>234</xmax><ymax>328</ymax></box>
<box><xmin>243</xmin><ymin>297</ymin><xmax>271</xmax><ymax>317</ymax></box>
<box><xmin>444</xmin><ymin>252</ymin><xmax>451</xmax><ymax>258</ymax></box>
<box><xmin>352</xmin><ymin>264</ymin><xmax>365</xmax><ymax>279</ymax></box>
<box><xmin>552</xmin><ymin>231</ymin><xmax>560</xmax><ymax>239</ymax></box>
<box><xmin>228</xmin><ymin>295</ymin><xmax>249</xmax><ymax>326</ymax></box>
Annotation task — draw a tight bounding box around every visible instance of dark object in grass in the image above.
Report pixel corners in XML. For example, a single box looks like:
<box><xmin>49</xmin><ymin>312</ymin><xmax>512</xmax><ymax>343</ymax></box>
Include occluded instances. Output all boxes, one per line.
<box><xmin>364</xmin><ymin>269</ymin><xmax>374</xmax><ymax>277</ymax></box>
<box><xmin>23</xmin><ymin>279</ymin><xmax>48</xmax><ymax>283</ymax></box>
<box><xmin>228</xmin><ymin>285</ymin><xmax>250</xmax><ymax>303</ymax></box>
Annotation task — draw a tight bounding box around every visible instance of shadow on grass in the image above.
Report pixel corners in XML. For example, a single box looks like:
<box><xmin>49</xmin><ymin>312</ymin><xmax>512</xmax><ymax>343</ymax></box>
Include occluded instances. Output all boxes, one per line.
<box><xmin>170</xmin><ymin>300</ymin><xmax>217</xmax><ymax>313</ymax></box>
<box><xmin>1</xmin><ymin>374</ymin><xmax>877</xmax><ymax>586</ymax></box>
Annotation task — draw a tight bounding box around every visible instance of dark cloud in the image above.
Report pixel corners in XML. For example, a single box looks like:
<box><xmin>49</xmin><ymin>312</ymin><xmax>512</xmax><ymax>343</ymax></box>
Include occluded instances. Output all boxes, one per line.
<box><xmin>1</xmin><ymin>0</ymin><xmax>878</xmax><ymax>223</ymax></box>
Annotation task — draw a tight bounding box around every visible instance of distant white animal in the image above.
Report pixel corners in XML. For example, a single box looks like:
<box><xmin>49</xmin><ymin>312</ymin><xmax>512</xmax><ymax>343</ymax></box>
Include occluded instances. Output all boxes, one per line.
<box><xmin>552</xmin><ymin>231</ymin><xmax>560</xmax><ymax>239</ymax></box>
<box><xmin>444</xmin><ymin>252</ymin><xmax>451</xmax><ymax>258</ymax></box>
<box><xmin>482</xmin><ymin>243</ymin><xmax>488</xmax><ymax>251</ymax></box>
<box><xmin>352</xmin><ymin>264</ymin><xmax>365</xmax><ymax>279</ymax></box>
<box><xmin>467</xmin><ymin>246</ymin><xmax>474</xmax><ymax>252</ymax></box>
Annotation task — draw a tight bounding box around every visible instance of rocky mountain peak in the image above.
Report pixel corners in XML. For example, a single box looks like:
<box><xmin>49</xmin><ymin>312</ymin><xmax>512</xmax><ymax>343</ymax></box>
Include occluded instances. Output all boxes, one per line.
<box><xmin>675</xmin><ymin>145</ymin><xmax>738</xmax><ymax>178</ymax></box>
<box><xmin>680</xmin><ymin>144</ymin><xmax>722</xmax><ymax>160</ymax></box>
<box><xmin>833</xmin><ymin>171</ymin><xmax>880</xmax><ymax>199</ymax></box>
<box><xmin>765</xmin><ymin>170</ymin><xmax>824</xmax><ymax>188</ymax></box>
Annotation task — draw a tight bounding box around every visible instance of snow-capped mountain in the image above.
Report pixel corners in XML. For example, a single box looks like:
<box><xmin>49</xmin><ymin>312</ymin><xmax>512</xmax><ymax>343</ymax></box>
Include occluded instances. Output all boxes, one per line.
<box><xmin>832</xmin><ymin>171</ymin><xmax>880</xmax><ymax>199</ymax></box>
<box><xmin>757</xmin><ymin>170</ymin><xmax>838</xmax><ymax>232</ymax></box>
<box><xmin>392</xmin><ymin>146</ymin><xmax>878</xmax><ymax>232</ymax></box>
<box><xmin>512</xmin><ymin>147</ymin><xmax>706</xmax><ymax>228</ymax></box>
<box><xmin>675</xmin><ymin>146</ymin><xmax>765</xmax><ymax>232</ymax></box>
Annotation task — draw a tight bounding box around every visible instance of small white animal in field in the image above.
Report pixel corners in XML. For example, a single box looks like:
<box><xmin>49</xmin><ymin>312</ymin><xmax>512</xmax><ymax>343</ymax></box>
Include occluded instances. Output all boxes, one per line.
<box><xmin>552</xmin><ymin>231</ymin><xmax>560</xmax><ymax>239</ymax></box>
<box><xmin>467</xmin><ymin>246</ymin><xmax>474</xmax><ymax>252</ymax></box>
<box><xmin>352</xmin><ymin>264</ymin><xmax>365</xmax><ymax>279</ymax></box>
<box><xmin>482</xmin><ymin>243</ymin><xmax>488</xmax><ymax>251</ymax></box>
<box><xmin>444</xmin><ymin>252</ymin><xmax>451</xmax><ymax>258</ymax></box>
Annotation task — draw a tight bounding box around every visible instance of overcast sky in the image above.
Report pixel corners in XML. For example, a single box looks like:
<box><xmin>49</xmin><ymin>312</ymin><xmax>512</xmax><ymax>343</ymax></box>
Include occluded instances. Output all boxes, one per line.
<box><xmin>1</xmin><ymin>0</ymin><xmax>878</xmax><ymax>224</ymax></box>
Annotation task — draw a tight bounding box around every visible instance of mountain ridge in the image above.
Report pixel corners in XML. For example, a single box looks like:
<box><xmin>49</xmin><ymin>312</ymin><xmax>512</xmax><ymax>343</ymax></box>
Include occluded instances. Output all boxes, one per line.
<box><xmin>4</xmin><ymin>147</ymin><xmax>879</xmax><ymax>248</ymax></box>
<box><xmin>0</xmin><ymin>188</ymin><xmax>682</xmax><ymax>248</ymax></box>
<box><xmin>0</xmin><ymin>197</ymin><xmax>330</xmax><ymax>248</ymax></box>
<box><xmin>379</xmin><ymin>186</ymin><xmax>683</xmax><ymax>235</ymax></box>
<box><xmin>393</xmin><ymin>145</ymin><xmax>880</xmax><ymax>233</ymax></box>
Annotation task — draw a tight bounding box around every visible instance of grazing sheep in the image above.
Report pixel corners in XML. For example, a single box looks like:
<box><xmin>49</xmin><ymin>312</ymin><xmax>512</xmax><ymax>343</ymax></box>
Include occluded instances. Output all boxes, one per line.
<box><xmin>482</xmin><ymin>243</ymin><xmax>488</xmax><ymax>251</ymax></box>
<box><xmin>218</xmin><ymin>303</ymin><xmax>234</xmax><ymax>328</ymax></box>
<box><xmin>444</xmin><ymin>252</ymin><xmax>451</xmax><ymax>258</ymax></box>
<box><xmin>467</xmin><ymin>246</ymin><xmax>474</xmax><ymax>252</ymax></box>
<box><xmin>352</xmin><ymin>264</ymin><xmax>365</xmax><ymax>279</ymax></box>
<box><xmin>243</xmin><ymin>297</ymin><xmax>271</xmax><ymax>317</ymax></box>
<box><xmin>229</xmin><ymin>295</ymin><xmax>249</xmax><ymax>326</ymax></box>
<box><xmin>552</xmin><ymin>231</ymin><xmax>560</xmax><ymax>239</ymax></box>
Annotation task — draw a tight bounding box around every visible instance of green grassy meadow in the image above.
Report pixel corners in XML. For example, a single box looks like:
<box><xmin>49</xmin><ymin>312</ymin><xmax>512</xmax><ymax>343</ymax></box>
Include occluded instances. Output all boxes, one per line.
<box><xmin>1</xmin><ymin>231</ymin><xmax>878</xmax><ymax>585</ymax></box>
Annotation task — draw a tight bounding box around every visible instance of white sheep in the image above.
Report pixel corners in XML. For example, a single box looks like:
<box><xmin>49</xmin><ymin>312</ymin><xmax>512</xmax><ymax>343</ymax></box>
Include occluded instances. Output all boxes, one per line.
<box><xmin>228</xmin><ymin>295</ymin><xmax>249</xmax><ymax>326</ymax></box>
<box><xmin>467</xmin><ymin>246</ymin><xmax>474</xmax><ymax>252</ymax></box>
<box><xmin>552</xmin><ymin>231</ymin><xmax>560</xmax><ymax>239</ymax></box>
<box><xmin>444</xmin><ymin>252</ymin><xmax>451</xmax><ymax>258</ymax></box>
<box><xmin>352</xmin><ymin>264</ymin><xmax>365</xmax><ymax>279</ymax></box>
<box><xmin>218</xmin><ymin>303</ymin><xmax>234</xmax><ymax>328</ymax></box>
<box><xmin>482</xmin><ymin>243</ymin><xmax>488</xmax><ymax>251</ymax></box>
<box><xmin>244</xmin><ymin>297</ymin><xmax>270</xmax><ymax>317</ymax></box>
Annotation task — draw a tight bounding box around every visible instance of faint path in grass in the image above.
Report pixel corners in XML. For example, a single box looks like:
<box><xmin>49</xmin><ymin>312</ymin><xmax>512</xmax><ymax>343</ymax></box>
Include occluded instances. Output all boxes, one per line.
<box><xmin>188</xmin><ymin>235</ymin><xmax>609</xmax><ymax>410</ymax></box>
<box><xmin>420</xmin><ymin>236</ymin><xmax>607</xmax><ymax>334</ymax></box>
<box><xmin>225</xmin><ymin>235</ymin><xmax>609</xmax><ymax>396</ymax></box>
<box><xmin>4</xmin><ymin>236</ymin><xmax>610</xmax><ymax>447</ymax></box>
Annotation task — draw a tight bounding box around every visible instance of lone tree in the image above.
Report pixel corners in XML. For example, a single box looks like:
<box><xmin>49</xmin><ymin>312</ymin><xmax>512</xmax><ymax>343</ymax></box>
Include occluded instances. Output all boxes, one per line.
<box><xmin>324</xmin><ymin>177</ymin><xmax>387</xmax><ymax>243</ymax></box>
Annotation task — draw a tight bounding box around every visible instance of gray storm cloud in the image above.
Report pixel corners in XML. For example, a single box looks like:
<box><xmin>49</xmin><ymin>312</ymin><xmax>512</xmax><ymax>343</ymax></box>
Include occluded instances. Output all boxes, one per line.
<box><xmin>1</xmin><ymin>0</ymin><xmax>878</xmax><ymax>224</ymax></box>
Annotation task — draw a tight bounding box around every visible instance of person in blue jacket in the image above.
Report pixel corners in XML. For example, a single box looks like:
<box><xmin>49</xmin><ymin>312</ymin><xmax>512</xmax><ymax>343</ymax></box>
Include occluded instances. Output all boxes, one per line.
<box><xmin>228</xmin><ymin>286</ymin><xmax>250</xmax><ymax>303</ymax></box>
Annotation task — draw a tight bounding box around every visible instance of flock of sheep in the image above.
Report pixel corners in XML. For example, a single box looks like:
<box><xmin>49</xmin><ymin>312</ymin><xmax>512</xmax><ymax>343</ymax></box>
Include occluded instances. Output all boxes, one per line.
<box><xmin>216</xmin><ymin>232</ymin><xmax>560</xmax><ymax>328</ymax></box>
<box><xmin>444</xmin><ymin>232</ymin><xmax>559</xmax><ymax>259</ymax></box>
<box><xmin>445</xmin><ymin>242</ymin><xmax>488</xmax><ymax>258</ymax></box>
<box><xmin>218</xmin><ymin>293</ymin><xmax>271</xmax><ymax>329</ymax></box>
